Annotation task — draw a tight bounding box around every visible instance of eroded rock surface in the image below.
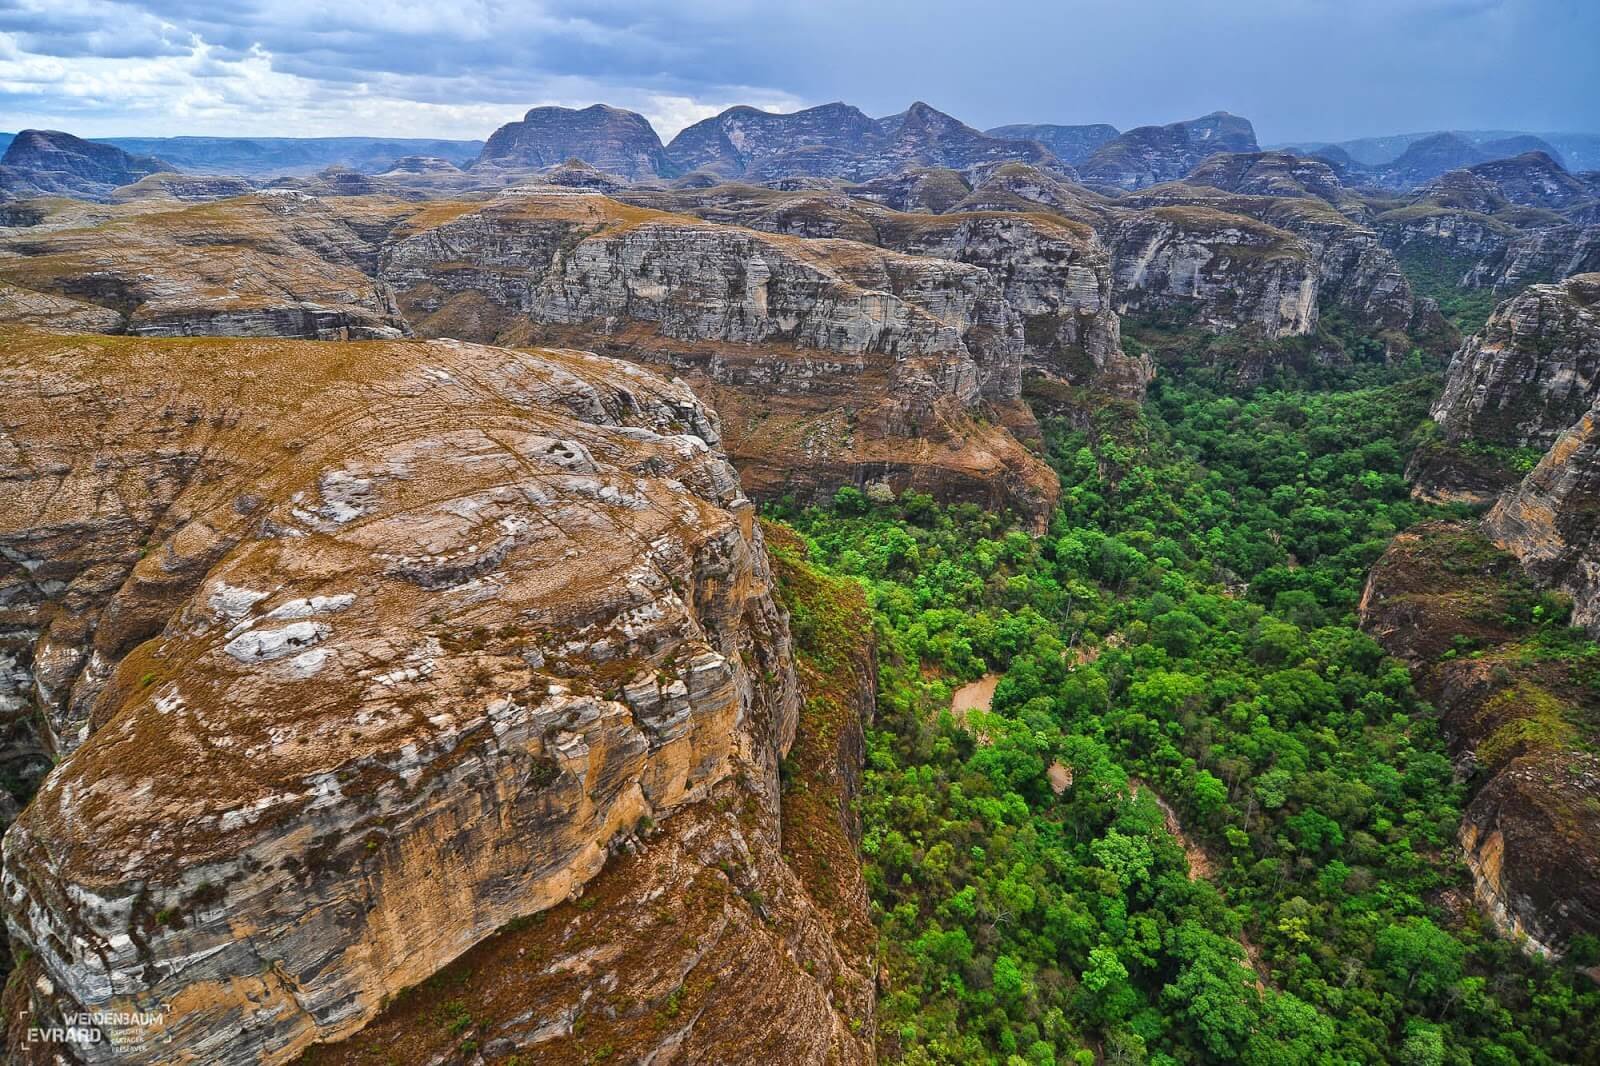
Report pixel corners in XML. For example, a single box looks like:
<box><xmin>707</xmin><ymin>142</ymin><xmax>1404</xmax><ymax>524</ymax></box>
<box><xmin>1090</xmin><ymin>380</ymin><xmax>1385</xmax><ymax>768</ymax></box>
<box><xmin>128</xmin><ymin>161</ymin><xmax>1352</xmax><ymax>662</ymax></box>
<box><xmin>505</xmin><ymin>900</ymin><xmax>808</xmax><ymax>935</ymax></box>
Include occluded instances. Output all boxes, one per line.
<box><xmin>1079</xmin><ymin>112</ymin><xmax>1259</xmax><ymax>191</ymax></box>
<box><xmin>1416</xmin><ymin>273</ymin><xmax>1600</xmax><ymax>502</ymax></box>
<box><xmin>298</xmin><ymin>526</ymin><xmax>878</xmax><ymax>1066</ymax></box>
<box><xmin>0</xmin><ymin>329</ymin><xmax>860</xmax><ymax>1065</ymax></box>
<box><xmin>0</xmin><ymin>191</ymin><xmax>408</xmax><ymax>338</ymax></box>
<box><xmin>381</xmin><ymin>190</ymin><xmax>1060</xmax><ymax>522</ymax></box>
<box><xmin>1486</xmin><ymin>405</ymin><xmax>1600</xmax><ymax>636</ymax></box>
<box><xmin>1360</xmin><ymin>523</ymin><xmax>1600</xmax><ymax>961</ymax></box>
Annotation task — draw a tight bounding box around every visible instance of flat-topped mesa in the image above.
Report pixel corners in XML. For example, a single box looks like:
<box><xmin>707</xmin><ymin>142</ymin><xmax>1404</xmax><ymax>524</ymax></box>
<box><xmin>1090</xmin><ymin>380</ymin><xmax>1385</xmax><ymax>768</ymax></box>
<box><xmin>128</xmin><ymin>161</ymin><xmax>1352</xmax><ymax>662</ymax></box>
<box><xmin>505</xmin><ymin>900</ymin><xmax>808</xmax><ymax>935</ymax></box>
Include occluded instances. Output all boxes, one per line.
<box><xmin>1415</xmin><ymin>273</ymin><xmax>1600</xmax><ymax>502</ymax></box>
<box><xmin>0</xmin><ymin>191</ymin><xmax>408</xmax><ymax>339</ymax></box>
<box><xmin>381</xmin><ymin>190</ymin><xmax>1061</xmax><ymax>522</ymax></box>
<box><xmin>0</xmin><ymin>330</ymin><xmax>813</xmax><ymax>1064</ymax></box>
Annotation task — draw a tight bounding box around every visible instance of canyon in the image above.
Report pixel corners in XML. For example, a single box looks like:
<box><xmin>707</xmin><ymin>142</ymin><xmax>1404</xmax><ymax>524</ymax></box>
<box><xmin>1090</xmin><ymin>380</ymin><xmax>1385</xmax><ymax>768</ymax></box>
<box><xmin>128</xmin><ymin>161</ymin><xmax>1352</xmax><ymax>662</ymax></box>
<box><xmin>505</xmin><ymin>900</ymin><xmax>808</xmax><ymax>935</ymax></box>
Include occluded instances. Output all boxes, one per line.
<box><xmin>3</xmin><ymin>90</ymin><xmax>1600</xmax><ymax>1065</ymax></box>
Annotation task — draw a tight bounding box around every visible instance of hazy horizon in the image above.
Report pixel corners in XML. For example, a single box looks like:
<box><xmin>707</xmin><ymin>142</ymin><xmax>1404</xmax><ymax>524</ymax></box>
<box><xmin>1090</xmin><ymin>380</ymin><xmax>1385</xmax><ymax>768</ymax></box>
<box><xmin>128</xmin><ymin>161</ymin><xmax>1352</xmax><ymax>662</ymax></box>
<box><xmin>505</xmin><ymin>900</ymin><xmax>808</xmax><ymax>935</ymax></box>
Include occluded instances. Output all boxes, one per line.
<box><xmin>1</xmin><ymin>0</ymin><xmax>1596</xmax><ymax>146</ymax></box>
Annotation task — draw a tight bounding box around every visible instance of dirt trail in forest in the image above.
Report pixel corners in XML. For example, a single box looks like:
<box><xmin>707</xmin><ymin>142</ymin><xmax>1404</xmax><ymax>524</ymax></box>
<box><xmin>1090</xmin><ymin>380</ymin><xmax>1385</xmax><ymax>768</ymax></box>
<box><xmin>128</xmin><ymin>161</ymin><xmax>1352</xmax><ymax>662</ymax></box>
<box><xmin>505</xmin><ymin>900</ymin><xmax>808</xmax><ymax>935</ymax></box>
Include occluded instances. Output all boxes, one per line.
<box><xmin>1129</xmin><ymin>776</ymin><xmax>1271</xmax><ymax>989</ymax></box>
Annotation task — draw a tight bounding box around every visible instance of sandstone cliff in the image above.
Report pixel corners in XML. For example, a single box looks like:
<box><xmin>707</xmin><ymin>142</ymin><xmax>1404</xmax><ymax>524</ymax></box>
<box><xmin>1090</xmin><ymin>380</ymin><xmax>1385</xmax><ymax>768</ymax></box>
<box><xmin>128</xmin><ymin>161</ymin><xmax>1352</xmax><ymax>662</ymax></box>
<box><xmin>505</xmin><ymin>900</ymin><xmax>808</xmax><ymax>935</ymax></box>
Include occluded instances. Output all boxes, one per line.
<box><xmin>606</xmin><ymin>185</ymin><xmax>1144</xmax><ymax>396</ymax></box>
<box><xmin>1463</xmin><ymin>224</ymin><xmax>1600</xmax><ymax>293</ymax></box>
<box><xmin>1360</xmin><ymin>523</ymin><xmax>1600</xmax><ymax>963</ymax></box>
<box><xmin>1415</xmin><ymin>274</ymin><xmax>1600</xmax><ymax>502</ymax></box>
<box><xmin>297</xmin><ymin>525</ymin><xmax>878</xmax><ymax>1066</ymax></box>
<box><xmin>0</xmin><ymin>191</ymin><xmax>409</xmax><ymax>339</ymax></box>
<box><xmin>1104</xmin><ymin>204</ymin><xmax>1317</xmax><ymax>338</ymax></box>
<box><xmin>380</xmin><ymin>190</ymin><xmax>1060</xmax><ymax>522</ymax></box>
<box><xmin>0</xmin><ymin>329</ymin><xmax>869</xmax><ymax>1065</ymax></box>
<box><xmin>1485</xmin><ymin>404</ymin><xmax>1600</xmax><ymax>637</ymax></box>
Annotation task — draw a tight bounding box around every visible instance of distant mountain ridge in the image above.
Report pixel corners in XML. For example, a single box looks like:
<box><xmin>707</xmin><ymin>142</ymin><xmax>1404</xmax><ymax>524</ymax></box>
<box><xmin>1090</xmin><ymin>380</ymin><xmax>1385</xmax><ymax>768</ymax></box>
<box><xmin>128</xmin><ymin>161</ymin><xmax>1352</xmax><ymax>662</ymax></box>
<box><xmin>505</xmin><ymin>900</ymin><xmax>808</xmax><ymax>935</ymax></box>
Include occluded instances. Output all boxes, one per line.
<box><xmin>983</xmin><ymin>123</ymin><xmax>1120</xmax><ymax>165</ymax></box>
<box><xmin>473</xmin><ymin>103</ymin><xmax>666</xmax><ymax>179</ymax></box>
<box><xmin>1078</xmin><ymin>111</ymin><xmax>1259</xmax><ymax>190</ymax></box>
<box><xmin>1276</xmin><ymin>129</ymin><xmax>1599</xmax><ymax>171</ymax></box>
<box><xmin>0</xmin><ymin>129</ymin><xmax>172</xmax><ymax>200</ymax></box>
<box><xmin>97</xmin><ymin>135</ymin><xmax>482</xmax><ymax>176</ymax></box>
<box><xmin>660</xmin><ymin>100</ymin><xmax>1068</xmax><ymax>181</ymax></box>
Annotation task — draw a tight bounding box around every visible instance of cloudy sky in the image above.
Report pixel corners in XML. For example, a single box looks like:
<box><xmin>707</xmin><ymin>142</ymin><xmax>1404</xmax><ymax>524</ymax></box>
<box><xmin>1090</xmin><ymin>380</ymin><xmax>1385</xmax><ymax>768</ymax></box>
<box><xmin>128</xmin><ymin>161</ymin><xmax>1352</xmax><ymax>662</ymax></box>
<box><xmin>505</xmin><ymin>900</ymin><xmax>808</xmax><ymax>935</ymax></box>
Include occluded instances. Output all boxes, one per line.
<box><xmin>1</xmin><ymin>0</ymin><xmax>1596</xmax><ymax>144</ymax></box>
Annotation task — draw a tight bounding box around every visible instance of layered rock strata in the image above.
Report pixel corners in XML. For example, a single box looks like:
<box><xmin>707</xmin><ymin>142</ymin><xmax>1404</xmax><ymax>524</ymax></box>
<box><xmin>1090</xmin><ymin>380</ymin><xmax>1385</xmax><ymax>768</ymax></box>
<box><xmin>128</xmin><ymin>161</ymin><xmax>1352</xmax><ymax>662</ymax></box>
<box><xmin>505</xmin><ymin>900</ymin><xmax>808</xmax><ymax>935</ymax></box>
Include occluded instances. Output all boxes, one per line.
<box><xmin>0</xmin><ymin>329</ymin><xmax>839</xmax><ymax>1064</ymax></box>
<box><xmin>380</xmin><ymin>190</ymin><xmax>1060</xmax><ymax>522</ymax></box>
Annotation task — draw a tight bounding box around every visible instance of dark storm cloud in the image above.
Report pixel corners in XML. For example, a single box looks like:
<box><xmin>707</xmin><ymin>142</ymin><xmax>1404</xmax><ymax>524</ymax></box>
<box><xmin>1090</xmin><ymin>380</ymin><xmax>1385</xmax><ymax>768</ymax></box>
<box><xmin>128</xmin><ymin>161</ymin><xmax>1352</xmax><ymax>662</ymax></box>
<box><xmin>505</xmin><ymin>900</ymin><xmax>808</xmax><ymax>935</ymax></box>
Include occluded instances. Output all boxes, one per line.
<box><xmin>0</xmin><ymin>0</ymin><xmax>1595</xmax><ymax>141</ymax></box>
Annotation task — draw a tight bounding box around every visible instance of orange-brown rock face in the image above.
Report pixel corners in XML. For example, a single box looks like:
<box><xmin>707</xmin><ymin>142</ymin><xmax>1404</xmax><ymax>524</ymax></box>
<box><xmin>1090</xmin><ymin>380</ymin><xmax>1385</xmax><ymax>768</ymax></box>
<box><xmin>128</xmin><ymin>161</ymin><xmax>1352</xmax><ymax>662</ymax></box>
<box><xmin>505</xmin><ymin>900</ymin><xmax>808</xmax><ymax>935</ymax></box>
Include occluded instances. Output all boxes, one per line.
<box><xmin>298</xmin><ymin>527</ymin><xmax>878</xmax><ymax>1066</ymax></box>
<box><xmin>381</xmin><ymin>190</ymin><xmax>1060</xmax><ymax>524</ymax></box>
<box><xmin>0</xmin><ymin>330</ymin><xmax>869</xmax><ymax>1065</ymax></box>
<box><xmin>1485</xmin><ymin>404</ymin><xmax>1600</xmax><ymax>636</ymax></box>
<box><xmin>0</xmin><ymin>192</ymin><xmax>408</xmax><ymax>338</ymax></box>
<box><xmin>0</xmin><ymin>189</ymin><xmax>1059</xmax><ymax>526</ymax></box>
<box><xmin>1359</xmin><ymin>522</ymin><xmax>1600</xmax><ymax>959</ymax></box>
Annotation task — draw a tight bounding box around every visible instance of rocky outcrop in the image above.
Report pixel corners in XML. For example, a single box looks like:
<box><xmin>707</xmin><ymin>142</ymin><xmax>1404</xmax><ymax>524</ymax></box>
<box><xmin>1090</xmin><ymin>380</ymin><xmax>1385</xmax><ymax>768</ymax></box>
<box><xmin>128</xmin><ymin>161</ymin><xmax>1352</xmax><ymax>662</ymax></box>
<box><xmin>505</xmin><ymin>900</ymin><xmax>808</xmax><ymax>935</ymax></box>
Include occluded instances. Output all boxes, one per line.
<box><xmin>474</xmin><ymin>105</ymin><xmax>668</xmax><ymax>180</ymax></box>
<box><xmin>951</xmin><ymin>164</ymin><xmax>1111</xmax><ymax>225</ymax></box>
<box><xmin>1360</xmin><ymin>522</ymin><xmax>1600</xmax><ymax>960</ymax></box>
<box><xmin>663</xmin><ymin>103</ymin><xmax>887</xmax><ymax>180</ymax></box>
<box><xmin>663</xmin><ymin>102</ymin><xmax>1066</xmax><ymax>184</ymax></box>
<box><xmin>0</xmin><ymin>131</ymin><xmax>173</xmax><ymax>202</ymax></box>
<box><xmin>0</xmin><ymin>282</ymin><xmax>123</xmax><ymax>332</ymax></box>
<box><xmin>847</xmin><ymin>167</ymin><xmax>974</xmax><ymax>214</ymax></box>
<box><xmin>1463</xmin><ymin>224</ymin><xmax>1600</xmax><ymax>293</ymax></box>
<box><xmin>870</xmin><ymin>211</ymin><xmax>1144</xmax><ymax>392</ymax></box>
<box><xmin>1431</xmin><ymin>274</ymin><xmax>1600</xmax><ymax>449</ymax></box>
<box><xmin>0</xmin><ymin>328</ymin><xmax>870</xmax><ymax>1065</ymax></box>
<box><xmin>1102</xmin><ymin>205</ymin><xmax>1318</xmax><ymax>338</ymax></box>
<box><xmin>380</xmin><ymin>190</ymin><xmax>1060</xmax><ymax>522</ymax></box>
<box><xmin>985</xmin><ymin>123</ymin><xmax>1120</xmax><ymax>166</ymax></box>
<box><xmin>536</xmin><ymin>158</ymin><xmax>632</xmax><ymax>193</ymax></box>
<box><xmin>0</xmin><ymin>191</ymin><xmax>408</xmax><ymax>338</ymax></box>
<box><xmin>1183</xmin><ymin>151</ymin><xmax>1344</xmax><ymax>202</ymax></box>
<box><xmin>1414</xmin><ymin>274</ymin><xmax>1600</xmax><ymax>503</ymax></box>
<box><xmin>606</xmin><ymin>184</ymin><xmax>1143</xmax><ymax>395</ymax></box>
<box><xmin>1373</xmin><ymin>202</ymin><xmax>1518</xmax><ymax>264</ymax></box>
<box><xmin>1485</xmin><ymin>404</ymin><xmax>1600</xmax><ymax>636</ymax></box>
<box><xmin>299</xmin><ymin>526</ymin><xmax>879</xmax><ymax>1066</ymax></box>
<box><xmin>868</xmin><ymin>103</ymin><xmax>1065</xmax><ymax>179</ymax></box>
<box><xmin>1079</xmin><ymin>112</ymin><xmax>1259</xmax><ymax>191</ymax></box>
<box><xmin>1102</xmin><ymin>185</ymin><xmax>1443</xmax><ymax>349</ymax></box>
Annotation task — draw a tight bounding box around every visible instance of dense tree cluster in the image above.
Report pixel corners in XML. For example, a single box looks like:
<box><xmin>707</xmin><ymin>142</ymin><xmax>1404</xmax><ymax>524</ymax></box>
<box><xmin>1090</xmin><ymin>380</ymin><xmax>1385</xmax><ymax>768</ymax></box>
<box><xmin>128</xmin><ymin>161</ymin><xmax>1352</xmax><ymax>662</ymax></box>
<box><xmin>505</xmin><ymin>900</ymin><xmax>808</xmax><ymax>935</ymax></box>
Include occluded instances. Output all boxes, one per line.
<box><xmin>773</xmin><ymin>357</ymin><xmax>1600</xmax><ymax>1064</ymax></box>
